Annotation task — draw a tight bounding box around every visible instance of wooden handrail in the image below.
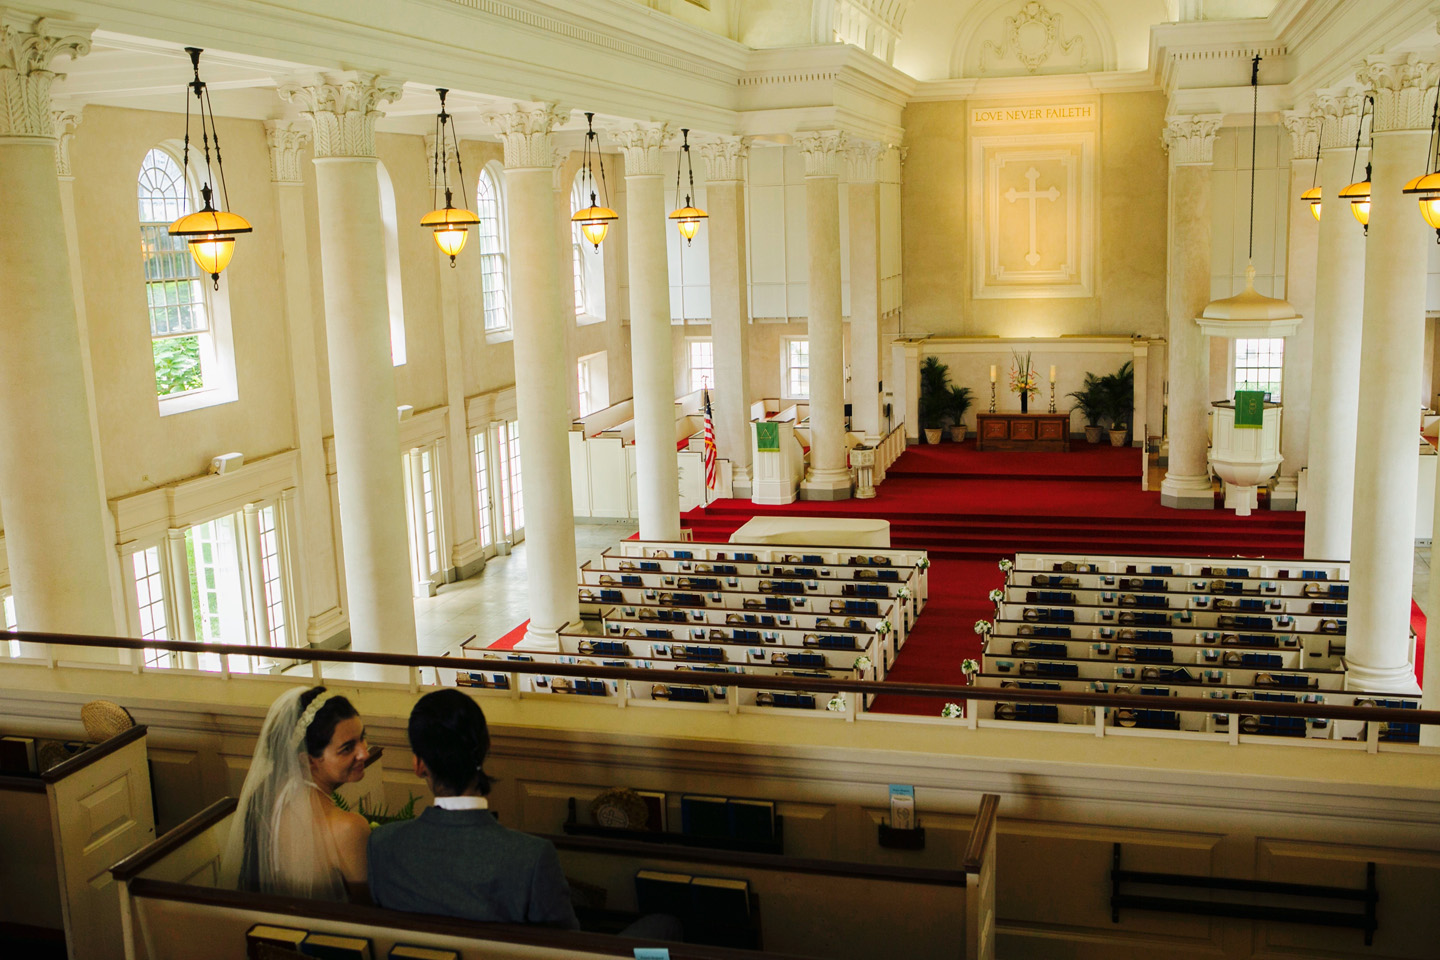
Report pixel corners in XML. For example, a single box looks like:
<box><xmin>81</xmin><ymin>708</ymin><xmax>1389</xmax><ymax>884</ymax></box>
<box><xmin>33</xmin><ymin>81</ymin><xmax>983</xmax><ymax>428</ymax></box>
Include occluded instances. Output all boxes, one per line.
<box><xmin>122</xmin><ymin>877</ymin><xmax>819</xmax><ymax>960</ymax></box>
<box><xmin>40</xmin><ymin>723</ymin><xmax>147</xmax><ymax>783</ymax></box>
<box><xmin>543</xmin><ymin>832</ymin><xmax>967</xmax><ymax>888</ymax></box>
<box><xmin>961</xmin><ymin>794</ymin><xmax>1000</xmax><ymax>874</ymax></box>
<box><xmin>111</xmin><ymin>796</ymin><xmax>238</xmax><ymax>882</ymax></box>
<box><xmin>8</xmin><ymin>631</ymin><xmax>1439</xmax><ymax>727</ymax></box>
<box><xmin>0</xmin><ymin>773</ymin><xmax>45</xmax><ymax>793</ymax></box>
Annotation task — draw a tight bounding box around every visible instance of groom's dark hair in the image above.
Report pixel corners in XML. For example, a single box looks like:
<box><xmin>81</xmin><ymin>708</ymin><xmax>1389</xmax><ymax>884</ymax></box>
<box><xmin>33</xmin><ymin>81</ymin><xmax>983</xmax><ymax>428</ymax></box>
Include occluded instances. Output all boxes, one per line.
<box><xmin>408</xmin><ymin>690</ymin><xmax>492</xmax><ymax>795</ymax></box>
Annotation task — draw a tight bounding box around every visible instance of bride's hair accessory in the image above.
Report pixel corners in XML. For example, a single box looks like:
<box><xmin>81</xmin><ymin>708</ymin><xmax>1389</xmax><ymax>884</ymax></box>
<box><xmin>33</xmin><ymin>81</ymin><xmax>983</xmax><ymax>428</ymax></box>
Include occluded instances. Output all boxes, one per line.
<box><xmin>293</xmin><ymin>690</ymin><xmax>340</xmax><ymax>749</ymax></box>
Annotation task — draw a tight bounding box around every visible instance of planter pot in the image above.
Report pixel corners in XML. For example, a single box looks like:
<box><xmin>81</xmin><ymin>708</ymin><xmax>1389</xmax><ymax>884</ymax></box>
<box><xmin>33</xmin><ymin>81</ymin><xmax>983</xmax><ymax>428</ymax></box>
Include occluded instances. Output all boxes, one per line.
<box><xmin>1108</xmin><ymin>427</ymin><xmax>1129</xmax><ymax>447</ymax></box>
<box><xmin>924</xmin><ymin>428</ymin><xmax>943</xmax><ymax>444</ymax></box>
<box><xmin>1084</xmin><ymin>425</ymin><xmax>1105</xmax><ymax>445</ymax></box>
<box><xmin>949</xmin><ymin>425</ymin><xmax>967</xmax><ymax>442</ymax></box>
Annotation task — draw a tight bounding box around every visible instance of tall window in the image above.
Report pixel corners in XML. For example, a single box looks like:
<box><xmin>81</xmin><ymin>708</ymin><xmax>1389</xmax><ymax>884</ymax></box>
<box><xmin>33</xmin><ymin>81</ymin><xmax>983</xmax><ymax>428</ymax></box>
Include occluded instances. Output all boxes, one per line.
<box><xmin>2</xmin><ymin>590</ymin><xmax>15</xmax><ymax>658</ymax></box>
<box><xmin>256</xmin><ymin>506</ymin><xmax>288</xmax><ymax>648</ymax></box>
<box><xmin>783</xmin><ymin>338</ymin><xmax>810</xmax><ymax>399</ymax></box>
<box><xmin>571</xmin><ymin>172</ymin><xmax>606</xmax><ymax>321</ymax></box>
<box><xmin>473</xmin><ymin>432</ymin><xmax>493</xmax><ymax>549</ymax></box>
<box><xmin>477</xmin><ymin>166</ymin><xmax>509</xmax><ymax>331</ymax></box>
<box><xmin>376</xmin><ymin>162</ymin><xmax>408</xmax><ymax>365</ymax></box>
<box><xmin>689</xmin><ymin>339</ymin><xmax>714</xmax><ymax>393</ymax></box>
<box><xmin>1234</xmin><ymin>338</ymin><xmax>1284</xmax><ymax>401</ymax></box>
<box><xmin>507</xmin><ymin>422</ymin><xmax>524</xmax><ymax>532</ymax></box>
<box><xmin>577</xmin><ymin>351</ymin><xmax>609</xmax><ymax>417</ymax></box>
<box><xmin>139</xmin><ymin>148</ymin><xmax>212</xmax><ymax>398</ymax></box>
<box><xmin>131</xmin><ymin>547</ymin><xmax>171</xmax><ymax>668</ymax></box>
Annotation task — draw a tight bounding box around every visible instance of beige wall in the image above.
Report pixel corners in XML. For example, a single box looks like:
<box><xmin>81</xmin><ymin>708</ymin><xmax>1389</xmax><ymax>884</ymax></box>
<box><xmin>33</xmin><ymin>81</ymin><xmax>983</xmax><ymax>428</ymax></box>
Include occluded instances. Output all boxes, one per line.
<box><xmin>901</xmin><ymin>92</ymin><xmax>1169</xmax><ymax>339</ymax></box>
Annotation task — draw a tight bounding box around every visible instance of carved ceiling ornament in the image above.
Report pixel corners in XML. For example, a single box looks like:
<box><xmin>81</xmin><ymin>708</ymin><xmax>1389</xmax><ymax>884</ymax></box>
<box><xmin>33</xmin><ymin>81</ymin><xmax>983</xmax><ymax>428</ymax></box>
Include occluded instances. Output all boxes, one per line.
<box><xmin>51</xmin><ymin>105</ymin><xmax>82</xmax><ymax>177</ymax></box>
<box><xmin>981</xmin><ymin>1</ymin><xmax>1086</xmax><ymax>76</ymax></box>
<box><xmin>0</xmin><ymin>14</ymin><xmax>93</xmax><ymax>140</ymax></box>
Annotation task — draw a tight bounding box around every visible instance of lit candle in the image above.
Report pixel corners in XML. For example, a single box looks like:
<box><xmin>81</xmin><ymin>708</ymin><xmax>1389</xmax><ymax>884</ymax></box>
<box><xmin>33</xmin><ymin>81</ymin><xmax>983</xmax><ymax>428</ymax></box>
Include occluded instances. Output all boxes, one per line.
<box><xmin>1049</xmin><ymin>365</ymin><xmax>1056</xmax><ymax>384</ymax></box>
<box><xmin>990</xmin><ymin>365</ymin><xmax>997</xmax><ymax>383</ymax></box>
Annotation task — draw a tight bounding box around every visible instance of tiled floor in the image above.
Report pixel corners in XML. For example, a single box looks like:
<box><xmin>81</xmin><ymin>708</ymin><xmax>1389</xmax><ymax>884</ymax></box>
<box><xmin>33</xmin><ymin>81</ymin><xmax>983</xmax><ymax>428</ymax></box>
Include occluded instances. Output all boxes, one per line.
<box><xmin>412</xmin><ymin>521</ymin><xmax>638</xmax><ymax>656</ymax></box>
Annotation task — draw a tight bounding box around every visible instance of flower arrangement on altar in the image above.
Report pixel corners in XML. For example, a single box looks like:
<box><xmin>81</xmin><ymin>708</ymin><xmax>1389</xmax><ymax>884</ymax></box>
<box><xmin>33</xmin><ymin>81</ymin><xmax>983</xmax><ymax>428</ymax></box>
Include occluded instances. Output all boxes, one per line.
<box><xmin>1009</xmin><ymin>351</ymin><xmax>1040</xmax><ymax>400</ymax></box>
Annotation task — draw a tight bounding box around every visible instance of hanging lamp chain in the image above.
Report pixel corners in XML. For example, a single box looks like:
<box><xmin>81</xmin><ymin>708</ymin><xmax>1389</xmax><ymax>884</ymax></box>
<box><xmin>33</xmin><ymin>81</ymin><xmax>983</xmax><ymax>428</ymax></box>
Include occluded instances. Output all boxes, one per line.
<box><xmin>686</xmin><ymin>130</ymin><xmax>698</xmax><ymax>207</ymax></box>
<box><xmin>1248</xmin><ymin>53</ymin><xmax>1259</xmax><ymax>263</ymax></box>
<box><xmin>1349</xmin><ymin>96</ymin><xmax>1370</xmax><ymax>186</ymax></box>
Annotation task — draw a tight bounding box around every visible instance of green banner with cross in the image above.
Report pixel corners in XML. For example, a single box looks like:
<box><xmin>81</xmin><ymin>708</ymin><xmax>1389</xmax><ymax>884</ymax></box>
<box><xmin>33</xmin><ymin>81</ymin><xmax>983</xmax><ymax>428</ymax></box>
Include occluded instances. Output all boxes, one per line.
<box><xmin>1234</xmin><ymin>390</ymin><xmax>1265</xmax><ymax>428</ymax></box>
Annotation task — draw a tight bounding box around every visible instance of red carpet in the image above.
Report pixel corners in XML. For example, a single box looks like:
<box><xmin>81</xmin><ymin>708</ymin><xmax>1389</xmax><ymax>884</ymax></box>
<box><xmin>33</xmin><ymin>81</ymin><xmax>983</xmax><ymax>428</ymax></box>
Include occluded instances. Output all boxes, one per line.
<box><xmin>489</xmin><ymin>619</ymin><xmax>529</xmax><ymax>651</ymax></box>
<box><xmin>1413</xmin><ymin>601</ymin><xmax>1426</xmax><ymax>688</ymax></box>
<box><xmin>682</xmin><ymin>443</ymin><xmax>1309</xmax><ymax>715</ymax></box>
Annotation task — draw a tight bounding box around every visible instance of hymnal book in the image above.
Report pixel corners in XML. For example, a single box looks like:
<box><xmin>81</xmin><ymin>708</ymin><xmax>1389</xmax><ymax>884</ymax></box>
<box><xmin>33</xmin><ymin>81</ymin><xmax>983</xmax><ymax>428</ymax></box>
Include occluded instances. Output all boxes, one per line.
<box><xmin>300</xmin><ymin>933</ymin><xmax>372</xmax><ymax>960</ymax></box>
<box><xmin>0</xmin><ymin>735</ymin><xmax>38</xmax><ymax>773</ymax></box>
<box><xmin>388</xmin><ymin>947</ymin><xmax>459</xmax><ymax>960</ymax></box>
<box><xmin>690</xmin><ymin>875</ymin><xmax>751</xmax><ymax>916</ymax></box>
<box><xmin>247</xmin><ymin>925</ymin><xmax>308</xmax><ymax>960</ymax></box>
<box><xmin>634</xmin><ymin>869</ymin><xmax>695</xmax><ymax>918</ymax></box>
<box><xmin>635</xmin><ymin>789</ymin><xmax>667</xmax><ymax>832</ymax></box>
<box><xmin>680</xmin><ymin>795</ymin><xmax>730</xmax><ymax>838</ymax></box>
<box><xmin>889</xmin><ymin>784</ymin><xmax>915</xmax><ymax>831</ymax></box>
<box><xmin>727</xmin><ymin>798</ymin><xmax>775</xmax><ymax>842</ymax></box>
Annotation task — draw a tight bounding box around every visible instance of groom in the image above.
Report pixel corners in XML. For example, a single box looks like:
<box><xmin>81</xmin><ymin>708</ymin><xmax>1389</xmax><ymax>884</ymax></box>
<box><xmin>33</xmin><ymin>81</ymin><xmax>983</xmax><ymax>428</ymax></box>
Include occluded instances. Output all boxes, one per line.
<box><xmin>368</xmin><ymin>690</ymin><xmax>579</xmax><ymax>928</ymax></box>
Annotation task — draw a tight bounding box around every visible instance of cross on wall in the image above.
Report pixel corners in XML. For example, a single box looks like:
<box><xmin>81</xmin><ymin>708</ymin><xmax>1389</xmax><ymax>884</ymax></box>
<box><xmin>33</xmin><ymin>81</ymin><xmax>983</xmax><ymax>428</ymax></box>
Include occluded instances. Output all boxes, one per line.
<box><xmin>1003</xmin><ymin>166</ymin><xmax>1061</xmax><ymax>267</ymax></box>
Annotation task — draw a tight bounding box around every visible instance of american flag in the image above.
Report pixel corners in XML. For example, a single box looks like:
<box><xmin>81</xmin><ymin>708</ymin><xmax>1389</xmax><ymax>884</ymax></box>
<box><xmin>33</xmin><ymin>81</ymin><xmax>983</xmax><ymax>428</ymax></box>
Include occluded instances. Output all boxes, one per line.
<box><xmin>702</xmin><ymin>387</ymin><xmax>717</xmax><ymax>491</ymax></box>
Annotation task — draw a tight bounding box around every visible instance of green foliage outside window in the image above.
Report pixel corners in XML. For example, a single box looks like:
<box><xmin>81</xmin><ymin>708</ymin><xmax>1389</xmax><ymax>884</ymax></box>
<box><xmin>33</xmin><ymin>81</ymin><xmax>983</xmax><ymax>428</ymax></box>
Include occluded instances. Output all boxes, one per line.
<box><xmin>154</xmin><ymin>335</ymin><xmax>204</xmax><ymax>396</ymax></box>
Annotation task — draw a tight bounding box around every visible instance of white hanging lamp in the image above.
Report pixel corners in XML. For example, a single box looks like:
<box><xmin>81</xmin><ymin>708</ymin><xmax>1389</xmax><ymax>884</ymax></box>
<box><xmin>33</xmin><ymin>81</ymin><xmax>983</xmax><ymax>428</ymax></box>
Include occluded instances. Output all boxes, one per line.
<box><xmin>1195</xmin><ymin>55</ymin><xmax>1303</xmax><ymax>339</ymax></box>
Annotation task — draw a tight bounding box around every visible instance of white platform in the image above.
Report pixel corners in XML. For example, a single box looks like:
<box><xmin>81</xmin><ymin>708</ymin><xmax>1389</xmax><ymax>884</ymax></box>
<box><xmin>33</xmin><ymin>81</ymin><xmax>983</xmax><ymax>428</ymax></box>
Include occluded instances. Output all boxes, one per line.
<box><xmin>728</xmin><ymin>517</ymin><xmax>891</xmax><ymax>547</ymax></box>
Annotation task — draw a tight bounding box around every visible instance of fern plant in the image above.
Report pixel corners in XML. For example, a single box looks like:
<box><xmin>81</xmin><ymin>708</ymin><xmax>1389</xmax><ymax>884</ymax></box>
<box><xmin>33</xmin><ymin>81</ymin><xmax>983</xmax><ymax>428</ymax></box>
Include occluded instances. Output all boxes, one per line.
<box><xmin>332</xmin><ymin>791</ymin><xmax>420</xmax><ymax>826</ymax></box>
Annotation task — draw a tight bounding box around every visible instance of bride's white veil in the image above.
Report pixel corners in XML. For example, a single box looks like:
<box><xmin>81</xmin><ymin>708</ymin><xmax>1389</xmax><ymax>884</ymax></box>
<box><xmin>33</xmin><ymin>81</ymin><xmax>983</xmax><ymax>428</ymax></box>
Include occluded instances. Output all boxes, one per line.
<box><xmin>220</xmin><ymin>686</ymin><xmax>348</xmax><ymax>901</ymax></box>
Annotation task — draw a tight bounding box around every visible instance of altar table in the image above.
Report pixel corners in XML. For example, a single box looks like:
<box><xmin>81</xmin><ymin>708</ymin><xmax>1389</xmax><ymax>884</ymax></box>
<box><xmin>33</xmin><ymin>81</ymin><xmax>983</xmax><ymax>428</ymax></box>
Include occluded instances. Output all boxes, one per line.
<box><xmin>729</xmin><ymin>517</ymin><xmax>891</xmax><ymax>548</ymax></box>
<box><xmin>975</xmin><ymin>412</ymin><xmax>1070</xmax><ymax>452</ymax></box>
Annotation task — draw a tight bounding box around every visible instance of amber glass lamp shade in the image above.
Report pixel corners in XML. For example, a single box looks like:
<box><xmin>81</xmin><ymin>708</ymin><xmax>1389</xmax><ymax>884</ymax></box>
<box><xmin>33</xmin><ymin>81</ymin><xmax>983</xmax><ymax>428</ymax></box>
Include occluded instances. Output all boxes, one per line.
<box><xmin>668</xmin><ymin>204</ymin><xmax>707</xmax><ymax>244</ymax></box>
<box><xmin>170</xmin><ymin>200</ymin><xmax>252</xmax><ymax>286</ymax></box>
<box><xmin>1338</xmin><ymin>179</ymin><xmax>1371</xmax><ymax>228</ymax></box>
<box><xmin>1300</xmin><ymin>185</ymin><xmax>1322</xmax><ymax>221</ymax></box>
<box><xmin>188</xmin><ymin>236</ymin><xmax>235</xmax><ymax>282</ymax></box>
<box><xmin>573</xmin><ymin>204</ymin><xmax>619</xmax><ymax>250</ymax></box>
<box><xmin>1403</xmin><ymin>171</ymin><xmax>1440</xmax><ymax>238</ymax></box>
<box><xmin>421</xmin><ymin>204</ymin><xmax>480</xmax><ymax>266</ymax></box>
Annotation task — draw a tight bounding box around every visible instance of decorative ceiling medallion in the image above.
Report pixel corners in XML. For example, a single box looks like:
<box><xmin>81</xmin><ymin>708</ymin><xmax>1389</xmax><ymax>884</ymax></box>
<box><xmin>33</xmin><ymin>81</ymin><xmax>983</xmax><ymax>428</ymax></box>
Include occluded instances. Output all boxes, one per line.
<box><xmin>981</xmin><ymin>1</ymin><xmax>1087</xmax><ymax>75</ymax></box>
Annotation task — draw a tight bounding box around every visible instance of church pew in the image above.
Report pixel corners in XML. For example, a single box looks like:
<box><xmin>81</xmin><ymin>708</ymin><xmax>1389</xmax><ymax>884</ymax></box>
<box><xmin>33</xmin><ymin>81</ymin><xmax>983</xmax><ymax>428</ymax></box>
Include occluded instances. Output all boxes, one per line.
<box><xmin>111</xmin><ymin>795</ymin><xmax>997</xmax><ymax>960</ymax></box>
<box><xmin>596</xmin><ymin>550</ymin><xmax>926</xmax><ymax>584</ymax></box>
<box><xmin>1019</xmin><ymin>570</ymin><xmax>1349</xmax><ymax>602</ymax></box>
<box><xmin>579</xmin><ymin>625</ymin><xmax>885</xmax><ymax>671</ymax></box>
<box><xmin>0</xmin><ymin>724</ymin><xmax>155</xmax><ymax>960</ymax></box>
<box><xmin>979</xmin><ymin>653</ymin><xmax>1346</xmax><ymax>690</ymax></box>
<box><xmin>1001</xmin><ymin>583</ymin><xmax>1334</xmax><ymax>616</ymax></box>
<box><xmin>993</xmin><ymin>600</ymin><xmax>1346</xmax><ymax>635</ymax></box>
<box><xmin>987</xmin><ymin>617</ymin><xmax>1344</xmax><ymax>668</ymax></box>
<box><xmin>597</xmin><ymin>603</ymin><xmax>899</xmax><ymax>662</ymax></box>
<box><xmin>985</xmin><ymin>634</ymin><xmax>1310</xmax><ymax>670</ymax></box>
<box><xmin>1013</xmin><ymin>552</ymin><xmax>1350</xmax><ymax>581</ymax></box>
<box><xmin>579</xmin><ymin>585</ymin><xmax>905</xmax><ymax>637</ymax></box>
<box><xmin>582</xmin><ymin>564</ymin><xmax>915</xmax><ymax>605</ymax></box>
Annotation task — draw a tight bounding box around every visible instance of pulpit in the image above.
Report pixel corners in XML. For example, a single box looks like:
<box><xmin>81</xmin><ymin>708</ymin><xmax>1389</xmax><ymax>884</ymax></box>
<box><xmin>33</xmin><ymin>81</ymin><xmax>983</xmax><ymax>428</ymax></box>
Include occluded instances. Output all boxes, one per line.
<box><xmin>1209</xmin><ymin>400</ymin><xmax>1281</xmax><ymax>517</ymax></box>
<box><xmin>975</xmin><ymin>413</ymin><xmax>1070</xmax><ymax>451</ymax></box>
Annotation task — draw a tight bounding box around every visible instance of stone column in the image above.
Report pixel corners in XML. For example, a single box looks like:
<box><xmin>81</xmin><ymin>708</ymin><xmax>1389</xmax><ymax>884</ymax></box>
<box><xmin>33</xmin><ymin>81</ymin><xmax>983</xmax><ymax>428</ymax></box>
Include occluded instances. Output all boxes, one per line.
<box><xmin>699</xmin><ymin>137</ymin><xmax>753</xmax><ymax>496</ymax></box>
<box><xmin>483</xmin><ymin>102</ymin><xmax>579</xmax><ymax>650</ymax></box>
<box><xmin>796</xmin><ymin>131</ymin><xmax>852</xmax><ymax>500</ymax></box>
<box><xmin>242</xmin><ymin>503</ymin><xmax>272</xmax><ymax>644</ymax></box>
<box><xmin>0</xmin><ymin>16</ymin><xmax>120</xmax><ymax>646</ymax></box>
<box><xmin>280</xmin><ymin>73</ymin><xmax>417</xmax><ymax>658</ymax></box>
<box><xmin>424</xmin><ymin>131</ymin><xmax>484</xmax><ymax>580</ymax></box>
<box><xmin>847</xmin><ymin>139</ymin><xmax>886</xmax><ymax>442</ymax></box>
<box><xmin>1159</xmin><ymin>115</ymin><xmax>1222</xmax><ymax>509</ymax></box>
<box><xmin>264</xmin><ymin>119</ymin><xmax>346</xmax><ymax>643</ymax></box>
<box><xmin>1273</xmin><ymin>112</ymin><xmax>1320</xmax><ymax>512</ymax></box>
<box><xmin>1300</xmin><ymin>94</ymin><xmax>1368</xmax><ymax>556</ymax></box>
<box><xmin>1348</xmin><ymin>56</ymin><xmax>1435</xmax><ymax>694</ymax></box>
<box><xmin>614</xmin><ymin>123</ymin><xmax>682</xmax><ymax>538</ymax></box>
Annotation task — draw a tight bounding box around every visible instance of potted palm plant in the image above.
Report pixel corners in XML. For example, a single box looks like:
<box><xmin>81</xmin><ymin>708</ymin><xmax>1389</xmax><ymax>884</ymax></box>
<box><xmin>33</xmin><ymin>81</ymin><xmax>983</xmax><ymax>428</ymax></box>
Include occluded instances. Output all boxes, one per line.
<box><xmin>918</xmin><ymin>355</ymin><xmax>951</xmax><ymax>444</ymax></box>
<box><xmin>946</xmin><ymin>384</ymin><xmax>974</xmax><ymax>441</ymax></box>
<box><xmin>1099</xmin><ymin>361</ymin><xmax>1135</xmax><ymax>447</ymax></box>
<box><xmin>1067</xmin><ymin>373</ymin><xmax>1107</xmax><ymax>445</ymax></box>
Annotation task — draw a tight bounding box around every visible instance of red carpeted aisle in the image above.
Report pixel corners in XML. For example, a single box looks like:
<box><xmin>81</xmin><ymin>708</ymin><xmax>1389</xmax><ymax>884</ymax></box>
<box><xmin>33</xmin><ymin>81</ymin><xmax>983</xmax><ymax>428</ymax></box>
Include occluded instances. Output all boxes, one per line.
<box><xmin>682</xmin><ymin>441</ymin><xmax>1317</xmax><ymax>715</ymax></box>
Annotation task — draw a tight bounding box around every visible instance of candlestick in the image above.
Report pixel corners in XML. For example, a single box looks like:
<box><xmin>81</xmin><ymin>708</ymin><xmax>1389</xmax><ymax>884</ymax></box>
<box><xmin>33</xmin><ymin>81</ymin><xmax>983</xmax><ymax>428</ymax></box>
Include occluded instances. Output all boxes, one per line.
<box><xmin>990</xmin><ymin>364</ymin><xmax>997</xmax><ymax>383</ymax></box>
<box><xmin>989</xmin><ymin>381</ymin><xmax>997</xmax><ymax>413</ymax></box>
<box><xmin>1049</xmin><ymin>364</ymin><xmax>1056</xmax><ymax>384</ymax></box>
<box><xmin>1049</xmin><ymin>381</ymin><xmax>1056</xmax><ymax>413</ymax></box>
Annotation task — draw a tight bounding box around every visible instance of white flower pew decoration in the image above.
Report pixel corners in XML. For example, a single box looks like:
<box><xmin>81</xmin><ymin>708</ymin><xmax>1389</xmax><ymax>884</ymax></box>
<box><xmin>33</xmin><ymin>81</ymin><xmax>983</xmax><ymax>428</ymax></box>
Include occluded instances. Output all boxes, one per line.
<box><xmin>974</xmin><ymin>619</ymin><xmax>993</xmax><ymax>636</ymax></box>
<box><xmin>998</xmin><ymin>558</ymin><xmax>1014</xmax><ymax>572</ymax></box>
<box><xmin>961</xmin><ymin>657</ymin><xmax>980</xmax><ymax>678</ymax></box>
<box><xmin>988</xmin><ymin>587</ymin><xmax>1004</xmax><ymax>603</ymax></box>
<box><xmin>827</xmin><ymin>694</ymin><xmax>848</xmax><ymax>712</ymax></box>
<box><xmin>940</xmin><ymin>702</ymin><xmax>964</xmax><ymax>719</ymax></box>
<box><xmin>854</xmin><ymin>655</ymin><xmax>873</xmax><ymax>673</ymax></box>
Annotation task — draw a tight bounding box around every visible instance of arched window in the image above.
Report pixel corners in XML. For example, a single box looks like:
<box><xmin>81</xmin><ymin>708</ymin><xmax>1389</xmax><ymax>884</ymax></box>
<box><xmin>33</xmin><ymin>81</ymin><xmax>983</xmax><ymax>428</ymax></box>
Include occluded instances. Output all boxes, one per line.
<box><xmin>477</xmin><ymin>165</ymin><xmax>509</xmax><ymax>332</ymax></box>
<box><xmin>571</xmin><ymin>170</ymin><xmax>606</xmax><ymax>322</ymax></box>
<box><xmin>138</xmin><ymin>147</ymin><xmax>236</xmax><ymax>414</ymax></box>
<box><xmin>376</xmin><ymin>161</ymin><xmax>407</xmax><ymax>365</ymax></box>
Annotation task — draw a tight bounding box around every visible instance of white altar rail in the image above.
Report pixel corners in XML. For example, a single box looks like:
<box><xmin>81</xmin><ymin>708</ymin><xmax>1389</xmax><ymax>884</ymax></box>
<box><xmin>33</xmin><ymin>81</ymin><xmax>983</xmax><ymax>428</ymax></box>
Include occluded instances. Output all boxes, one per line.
<box><xmin>870</xmin><ymin>422</ymin><xmax>907</xmax><ymax>487</ymax></box>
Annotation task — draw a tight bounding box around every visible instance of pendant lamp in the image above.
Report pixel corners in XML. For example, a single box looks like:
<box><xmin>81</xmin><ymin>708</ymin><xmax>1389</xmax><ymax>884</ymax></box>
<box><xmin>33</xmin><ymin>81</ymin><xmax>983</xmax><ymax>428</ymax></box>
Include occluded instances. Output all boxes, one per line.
<box><xmin>668</xmin><ymin>128</ymin><xmax>707</xmax><ymax>245</ymax></box>
<box><xmin>1339</xmin><ymin>96</ymin><xmax>1373</xmax><ymax>233</ymax></box>
<box><xmin>419</xmin><ymin>89</ymin><xmax>481</xmax><ymax>267</ymax></box>
<box><xmin>1195</xmin><ymin>55</ymin><xmax>1303</xmax><ymax>339</ymax></box>
<box><xmin>571</xmin><ymin>112</ymin><xmax>618</xmax><ymax>250</ymax></box>
<box><xmin>1300</xmin><ymin>137</ymin><xmax>1322</xmax><ymax>221</ymax></box>
<box><xmin>167</xmin><ymin>48</ymin><xmax>252</xmax><ymax>289</ymax></box>
<box><xmin>1401</xmin><ymin>82</ymin><xmax>1440</xmax><ymax>243</ymax></box>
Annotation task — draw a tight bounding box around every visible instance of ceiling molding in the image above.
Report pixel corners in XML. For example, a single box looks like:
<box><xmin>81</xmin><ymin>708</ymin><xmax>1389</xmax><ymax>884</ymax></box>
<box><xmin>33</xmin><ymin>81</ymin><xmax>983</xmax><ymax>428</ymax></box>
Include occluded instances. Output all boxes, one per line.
<box><xmin>910</xmin><ymin>68</ymin><xmax>1158</xmax><ymax>102</ymax></box>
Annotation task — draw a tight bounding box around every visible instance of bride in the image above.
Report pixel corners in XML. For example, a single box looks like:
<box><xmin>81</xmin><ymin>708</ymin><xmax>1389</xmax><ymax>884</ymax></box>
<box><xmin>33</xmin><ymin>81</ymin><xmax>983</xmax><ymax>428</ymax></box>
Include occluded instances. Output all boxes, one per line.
<box><xmin>221</xmin><ymin>686</ymin><xmax>373</xmax><ymax>900</ymax></box>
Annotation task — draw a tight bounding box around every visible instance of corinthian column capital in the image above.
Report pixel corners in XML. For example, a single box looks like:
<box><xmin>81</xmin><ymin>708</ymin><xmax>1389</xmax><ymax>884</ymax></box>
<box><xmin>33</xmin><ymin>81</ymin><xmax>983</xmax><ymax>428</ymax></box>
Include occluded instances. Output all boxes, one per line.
<box><xmin>845</xmin><ymin>138</ymin><xmax>886</xmax><ymax>182</ymax></box>
<box><xmin>612</xmin><ymin>122</ymin><xmax>673</xmax><ymax>178</ymax></box>
<box><xmin>1308</xmin><ymin>92</ymin><xmax>1368</xmax><ymax>150</ymax></box>
<box><xmin>1161</xmin><ymin>114</ymin><xmax>1222</xmax><ymax>165</ymax></box>
<box><xmin>0</xmin><ymin>13</ymin><xmax>93</xmax><ymax>140</ymax></box>
<box><xmin>264</xmin><ymin>119</ymin><xmax>310</xmax><ymax>183</ymax></box>
<box><xmin>1358</xmin><ymin>54</ymin><xmax>1438</xmax><ymax>132</ymax></box>
<box><xmin>480</xmin><ymin>101</ymin><xmax>567</xmax><ymax>170</ymax></box>
<box><xmin>50</xmin><ymin>103</ymin><xmax>81</xmax><ymax>177</ymax></box>
<box><xmin>699</xmin><ymin>136</ymin><xmax>749</xmax><ymax>182</ymax></box>
<box><xmin>278</xmin><ymin>72</ymin><xmax>403</xmax><ymax>159</ymax></box>
<box><xmin>1282</xmin><ymin>111</ymin><xmax>1321</xmax><ymax>161</ymax></box>
<box><xmin>795</xmin><ymin>131</ymin><xmax>847</xmax><ymax>177</ymax></box>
